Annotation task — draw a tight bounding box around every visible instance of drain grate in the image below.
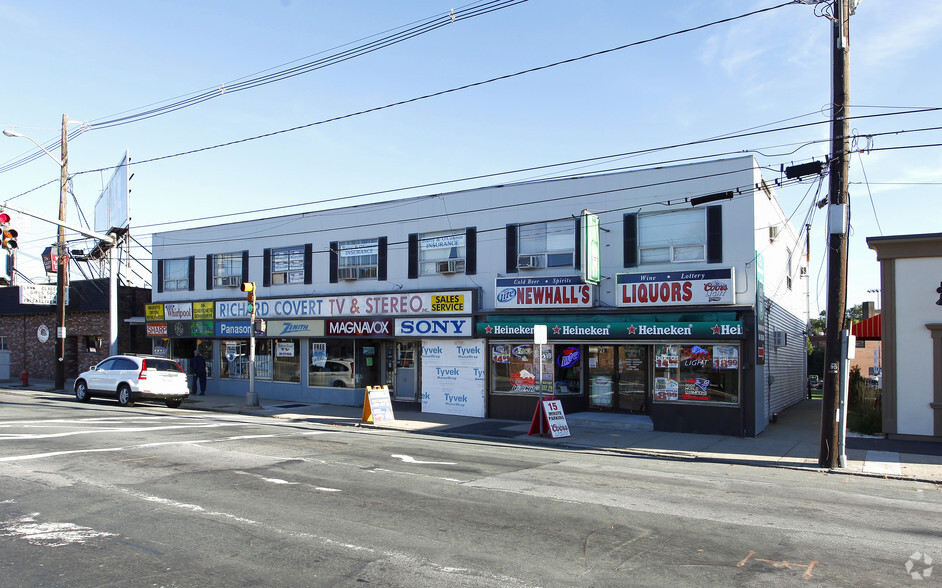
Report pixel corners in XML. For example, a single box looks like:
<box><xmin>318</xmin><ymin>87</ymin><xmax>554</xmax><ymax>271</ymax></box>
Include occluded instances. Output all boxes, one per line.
<box><xmin>273</xmin><ymin>403</ymin><xmax>308</xmax><ymax>409</ymax></box>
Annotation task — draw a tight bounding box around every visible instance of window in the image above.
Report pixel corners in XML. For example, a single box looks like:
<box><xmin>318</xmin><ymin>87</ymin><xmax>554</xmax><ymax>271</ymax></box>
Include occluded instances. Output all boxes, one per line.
<box><xmin>419</xmin><ymin>231</ymin><xmax>466</xmax><ymax>275</ymax></box>
<box><xmin>213</xmin><ymin>252</ymin><xmax>244</xmax><ymax>287</ymax></box>
<box><xmin>490</xmin><ymin>343</ymin><xmax>581</xmax><ymax>395</ymax></box>
<box><xmin>652</xmin><ymin>343</ymin><xmax>740</xmax><ymax>404</ymax></box>
<box><xmin>272</xmin><ymin>339</ymin><xmax>300</xmax><ymax>382</ymax></box>
<box><xmin>162</xmin><ymin>258</ymin><xmax>190</xmax><ymax>291</ymax></box>
<box><xmin>221</xmin><ymin>339</ymin><xmax>292</xmax><ymax>381</ymax></box>
<box><xmin>786</xmin><ymin>247</ymin><xmax>793</xmax><ymax>290</ymax></box>
<box><xmin>518</xmin><ymin>219</ymin><xmax>574</xmax><ymax>268</ymax></box>
<box><xmin>271</xmin><ymin>246</ymin><xmax>305</xmax><ymax>285</ymax></box>
<box><xmin>338</xmin><ymin>239</ymin><xmax>378</xmax><ymax>280</ymax></box>
<box><xmin>309</xmin><ymin>341</ymin><xmax>356</xmax><ymax>388</ymax></box>
<box><xmin>638</xmin><ymin>209</ymin><xmax>706</xmax><ymax>264</ymax></box>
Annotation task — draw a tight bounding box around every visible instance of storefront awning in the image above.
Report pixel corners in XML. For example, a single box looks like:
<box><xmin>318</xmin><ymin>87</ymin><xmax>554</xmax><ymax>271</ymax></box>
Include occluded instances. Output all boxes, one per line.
<box><xmin>851</xmin><ymin>314</ymin><xmax>881</xmax><ymax>340</ymax></box>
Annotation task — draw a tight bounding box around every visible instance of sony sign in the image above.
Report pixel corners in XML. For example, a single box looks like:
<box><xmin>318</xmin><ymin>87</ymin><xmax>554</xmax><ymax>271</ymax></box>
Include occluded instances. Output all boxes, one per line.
<box><xmin>395</xmin><ymin>318</ymin><xmax>471</xmax><ymax>337</ymax></box>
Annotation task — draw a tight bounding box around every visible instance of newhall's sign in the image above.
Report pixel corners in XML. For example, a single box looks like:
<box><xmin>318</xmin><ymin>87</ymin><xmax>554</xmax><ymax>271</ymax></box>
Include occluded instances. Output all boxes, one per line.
<box><xmin>616</xmin><ymin>268</ymin><xmax>735</xmax><ymax>307</ymax></box>
<box><xmin>495</xmin><ymin>276</ymin><xmax>594</xmax><ymax>309</ymax></box>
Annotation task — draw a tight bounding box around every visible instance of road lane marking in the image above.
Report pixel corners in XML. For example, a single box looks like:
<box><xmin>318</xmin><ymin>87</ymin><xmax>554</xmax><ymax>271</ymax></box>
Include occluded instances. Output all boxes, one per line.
<box><xmin>0</xmin><ymin>515</ymin><xmax>116</xmax><ymax>547</ymax></box>
<box><xmin>0</xmin><ymin>430</ymin><xmax>339</xmax><ymax>462</ymax></box>
<box><xmin>0</xmin><ymin>422</ymin><xmax>255</xmax><ymax>441</ymax></box>
<box><xmin>391</xmin><ymin>454</ymin><xmax>456</xmax><ymax>465</ymax></box>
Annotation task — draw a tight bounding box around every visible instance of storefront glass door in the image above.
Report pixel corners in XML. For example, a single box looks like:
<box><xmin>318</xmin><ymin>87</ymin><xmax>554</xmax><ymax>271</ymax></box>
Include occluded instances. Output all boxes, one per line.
<box><xmin>393</xmin><ymin>341</ymin><xmax>417</xmax><ymax>400</ymax></box>
<box><xmin>587</xmin><ymin>344</ymin><xmax>648</xmax><ymax>412</ymax></box>
<box><xmin>617</xmin><ymin>345</ymin><xmax>647</xmax><ymax>412</ymax></box>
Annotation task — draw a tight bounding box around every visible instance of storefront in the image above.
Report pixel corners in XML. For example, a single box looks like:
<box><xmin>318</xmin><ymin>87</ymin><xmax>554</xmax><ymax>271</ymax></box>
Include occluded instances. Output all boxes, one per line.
<box><xmin>481</xmin><ymin>269</ymin><xmax>752</xmax><ymax>435</ymax></box>
<box><xmin>144</xmin><ymin>289</ymin><xmax>479</xmax><ymax>409</ymax></box>
<box><xmin>478</xmin><ymin>313</ymin><xmax>753</xmax><ymax>435</ymax></box>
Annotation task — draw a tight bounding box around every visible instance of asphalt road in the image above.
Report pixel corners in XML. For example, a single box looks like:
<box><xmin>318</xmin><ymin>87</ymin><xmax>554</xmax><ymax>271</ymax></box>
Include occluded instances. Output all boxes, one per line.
<box><xmin>2</xmin><ymin>390</ymin><xmax>940</xmax><ymax>587</ymax></box>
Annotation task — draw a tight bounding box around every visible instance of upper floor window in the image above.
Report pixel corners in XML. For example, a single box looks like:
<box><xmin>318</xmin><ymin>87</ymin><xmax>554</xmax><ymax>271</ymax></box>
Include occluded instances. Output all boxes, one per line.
<box><xmin>518</xmin><ymin>219</ymin><xmax>574</xmax><ymax>269</ymax></box>
<box><xmin>213</xmin><ymin>252</ymin><xmax>244</xmax><ymax>287</ymax></box>
<box><xmin>162</xmin><ymin>258</ymin><xmax>191</xmax><ymax>291</ymax></box>
<box><xmin>271</xmin><ymin>246</ymin><xmax>305</xmax><ymax>285</ymax></box>
<box><xmin>338</xmin><ymin>238</ymin><xmax>378</xmax><ymax>280</ymax></box>
<box><xmin>638</xmin><ymin>209</ymin><xmax>705</xmax><ymax>264</ymax></box>
<box><xmin>420</xmin><ymin>231</ymin><xmax>466</xmax><ymax>275</ymax></box>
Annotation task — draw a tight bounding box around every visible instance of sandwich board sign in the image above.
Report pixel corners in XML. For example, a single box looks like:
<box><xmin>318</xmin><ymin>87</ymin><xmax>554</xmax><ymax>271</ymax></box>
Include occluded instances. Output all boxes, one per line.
<box><xmin>362</xmin><ymin>385</ymin><xmax>395</xmax><ymax>424</ymax></box>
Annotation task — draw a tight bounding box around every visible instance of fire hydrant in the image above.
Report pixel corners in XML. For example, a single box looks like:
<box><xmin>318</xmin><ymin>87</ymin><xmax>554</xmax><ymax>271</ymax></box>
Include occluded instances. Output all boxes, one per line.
<box><xmin>20</xmin><ymin>369</ymin><xmax>28</xmax><ymax>387</ymax></box>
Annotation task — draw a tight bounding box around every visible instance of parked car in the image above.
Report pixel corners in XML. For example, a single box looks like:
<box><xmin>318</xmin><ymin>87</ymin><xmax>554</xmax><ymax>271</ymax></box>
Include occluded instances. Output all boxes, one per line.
<box><xmin>808</xmin><ymin>375</ymin><xmax>822</xmax><ymax>390</ymax></box>
<box><xmin>74</xmin><ymin>355</ymin><xmax>189</xmax><ymax>408</ymax></box>
<box><xmin>309</xmin><ymin>359</ymin><xmax>355</xmax><ymax>388</ymax></box>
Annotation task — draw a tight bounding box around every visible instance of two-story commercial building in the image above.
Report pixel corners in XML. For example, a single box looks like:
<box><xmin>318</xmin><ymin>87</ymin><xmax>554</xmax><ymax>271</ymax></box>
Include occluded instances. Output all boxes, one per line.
<box><xmin>150</xmin><ymin>156</ymin><xmax>807</xmax><ymax>436</ymax></box>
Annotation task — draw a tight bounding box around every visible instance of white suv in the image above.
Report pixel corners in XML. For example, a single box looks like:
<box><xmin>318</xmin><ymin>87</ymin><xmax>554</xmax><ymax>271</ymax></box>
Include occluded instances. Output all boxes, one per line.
<box><xmin>74</xmin><ymin>355</ymin><xmax>190</xmax><ymax>408</ymax></box>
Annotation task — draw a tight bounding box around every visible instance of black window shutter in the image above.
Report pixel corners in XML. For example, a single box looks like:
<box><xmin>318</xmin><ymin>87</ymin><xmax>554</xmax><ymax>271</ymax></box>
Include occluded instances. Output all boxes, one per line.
<box><xmin>624</xmin><ymin>213</ymin><xmax>638</xmax><ymax>268</ymax></box>
<box><xmin>574</xmin><ymin>217</ymin><xmax>581</xmax><ymax>270</ymax></box>
<box><xmin>707</xmin><ymin>205</ymin><xmax>723</xmax><ymax>263</ymax></box>
<box><xmin>329</xmin><ymin>241</ymin><xmax>338</xmax><ymax>283</ymax></box>
<box><xmin>304</xmin><ymin>244</ymin><xmax>313</xmax><ymax>285</ymax></box>
<box><xmin>262</xmin><ymin>249</ymin><xmax>271</xmax><ymax>287</ymax></box>
<box><xmin>378</xmin><ymin>237</ymin><xmax>388</xmax><ymax>282</ymax></box>
<box><xmin>187</xmin><ymin>256</ymin><xmax>195</xmax><ymax>291</ymax></box>
<box><xmin>206</xmin><ymin>255</ymin><xmax>214</xmax><ymax>290</ymax></box>
<box><xmin>407</xmin><ymin>234</ymin><xmax>418</xmax><ymax>279</ymax></box>
<box><xmin>157</xmin><ymin>261</ymin><xmax>164</xmax><ymax>293</ymax></box>
<box><xmin>506</xmin><ymin>224</ymin><xmax>518</xmax><ymax>274</ymax></box>
<box><xmin>465</xmin><ymin>227</ymin><xmax>477</xmax><ymax>275</ymax></box>
<box><xmin>242</xmin><ymin>250</ymin><xmax>249</xmax><ymax>283</ymax></box>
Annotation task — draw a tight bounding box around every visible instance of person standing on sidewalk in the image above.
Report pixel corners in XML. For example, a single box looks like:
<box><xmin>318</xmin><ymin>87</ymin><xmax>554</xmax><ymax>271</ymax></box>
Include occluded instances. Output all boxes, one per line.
<box><xmin>191</xmin><ymin>349</ymin><xmax>207</xmax><ymax>395</ymax></box>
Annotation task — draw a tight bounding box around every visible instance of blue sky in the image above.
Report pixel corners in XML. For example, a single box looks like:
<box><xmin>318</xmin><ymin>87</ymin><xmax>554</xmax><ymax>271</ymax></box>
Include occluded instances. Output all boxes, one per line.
<box><xmin>1</xmin><ymin>0</ymin><xmax>939</xmax><ymax>316</ymax></box>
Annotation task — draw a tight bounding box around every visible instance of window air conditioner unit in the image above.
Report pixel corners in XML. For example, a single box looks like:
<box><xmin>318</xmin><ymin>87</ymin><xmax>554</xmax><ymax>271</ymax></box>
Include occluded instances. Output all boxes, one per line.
<box><xmin>773</xmin><ymin>330</ymin><xmax>787</xmax><ymax>348</ymax></box>
<box><xmin>338</xmin><ymin>267</ymin><xmax>359</xmax><ymax>280</ymax></box>
<box><xmin>517</xmin><ymin>254</ymin><xmax>544</xmax><ymax>269</ymax></box>
<box><xmin>217</xmin><ymin>275</ymin><xmax>241</xmax><ymax>287</ymax></box>
<box><xmin>436</xmin><ymin>259</ymin><xmax>465</xmax><ymax>274</ymax></box>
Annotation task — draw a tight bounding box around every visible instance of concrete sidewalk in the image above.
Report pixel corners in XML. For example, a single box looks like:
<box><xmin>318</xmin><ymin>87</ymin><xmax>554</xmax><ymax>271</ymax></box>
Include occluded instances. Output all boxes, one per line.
<box><xmin>4</xmin><ymin>379</ymin><xmax>942</xmax><ymax>483</ymax></box>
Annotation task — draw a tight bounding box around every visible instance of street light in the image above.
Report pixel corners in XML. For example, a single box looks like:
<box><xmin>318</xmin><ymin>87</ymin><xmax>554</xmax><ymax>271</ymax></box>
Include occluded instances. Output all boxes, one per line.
<box><xmin>4</xmin><ymin>115</ymin><xmax>70</xmax><ymax>390</ymax></box>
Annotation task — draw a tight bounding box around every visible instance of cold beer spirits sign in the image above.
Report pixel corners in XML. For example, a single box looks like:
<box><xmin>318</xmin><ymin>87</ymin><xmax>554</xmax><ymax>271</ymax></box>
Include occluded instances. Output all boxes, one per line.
<box><xmin>495</xmin><ymin>276</ymin><xmax>594</xmax><ymax>309</ymax></box>
<box><xmin>616</xmin><ymin>268</ymin><xmax>735</xmax><ymax>307</ymax></box>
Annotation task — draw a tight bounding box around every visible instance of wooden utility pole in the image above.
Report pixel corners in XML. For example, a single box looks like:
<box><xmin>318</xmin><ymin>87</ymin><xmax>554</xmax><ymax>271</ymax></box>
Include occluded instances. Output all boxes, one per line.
<box><xmin>819</xmin><ymin>0</ymin><xmax>851</xmax><ymax>468</ymax></box>
<box><xmin>55</xmin><ymin>114</ymin><xmax>69</xmax><ymax>391</ymax></box>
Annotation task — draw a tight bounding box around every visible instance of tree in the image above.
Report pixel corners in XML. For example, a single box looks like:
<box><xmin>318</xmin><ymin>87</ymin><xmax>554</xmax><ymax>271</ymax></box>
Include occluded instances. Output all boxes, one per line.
<box><xmin>808</xmin><ymin>304</ymin><xmax>863</xmax><ymax>336</ymax></box>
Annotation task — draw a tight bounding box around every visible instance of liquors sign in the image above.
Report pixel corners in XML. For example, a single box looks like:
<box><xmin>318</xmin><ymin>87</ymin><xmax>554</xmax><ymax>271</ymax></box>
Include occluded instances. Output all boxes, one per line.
<box><xmin>616</xmin><ymin>268</ymin><xmax>735</xmax><ymax>307</ymax></box>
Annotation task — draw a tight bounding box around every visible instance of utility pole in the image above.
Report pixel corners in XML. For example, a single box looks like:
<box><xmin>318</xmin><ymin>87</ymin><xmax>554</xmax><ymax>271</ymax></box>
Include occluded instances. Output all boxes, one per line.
<box><xmin>55</xmin><ymin>114</ymin><xmax>69</xmax><ymax>391</ymax></box>
<box><xmin>819</xmin><ymin>0</ymin><xmax>851</xmax><ymax>468</ymax></box>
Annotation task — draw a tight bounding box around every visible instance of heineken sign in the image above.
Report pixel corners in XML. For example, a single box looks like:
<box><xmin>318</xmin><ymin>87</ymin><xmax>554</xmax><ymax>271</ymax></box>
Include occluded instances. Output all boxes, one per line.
<box><xmin>478</xmin><ymin>320</ymin><xmax>743</xmax><ymax>339</ymax></box>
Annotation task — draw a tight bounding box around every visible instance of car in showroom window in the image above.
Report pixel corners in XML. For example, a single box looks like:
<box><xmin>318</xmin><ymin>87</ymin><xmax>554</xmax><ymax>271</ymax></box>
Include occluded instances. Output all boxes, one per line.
<box><xmin>73</xmin><ymin>355</ymin><xmax>189</xmax><ymax>408</ymax></box>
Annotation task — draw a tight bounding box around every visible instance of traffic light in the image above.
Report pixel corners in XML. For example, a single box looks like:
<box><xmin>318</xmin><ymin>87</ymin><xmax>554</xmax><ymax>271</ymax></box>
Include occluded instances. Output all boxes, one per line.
<box><xmin>240</xmin><ymin>281</ymin><xmax>256</xmax><ymax>314</ymax></box>
<box><xmin>0</xmin><ymin>212</ymin><xmax>17</xmax><ymax>250</ymax></box>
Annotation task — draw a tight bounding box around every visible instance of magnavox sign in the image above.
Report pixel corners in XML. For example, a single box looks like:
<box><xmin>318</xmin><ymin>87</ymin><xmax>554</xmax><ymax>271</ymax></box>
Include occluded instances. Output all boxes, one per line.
<box><xmin>616</xmin><ymin>268</ymin><xmax>735</xmax><ymax>307</ymax></box>
<box><xmin>495</xmin><ymin>276</ymin><xmax>593</xmax><ymax>309</ymax></box>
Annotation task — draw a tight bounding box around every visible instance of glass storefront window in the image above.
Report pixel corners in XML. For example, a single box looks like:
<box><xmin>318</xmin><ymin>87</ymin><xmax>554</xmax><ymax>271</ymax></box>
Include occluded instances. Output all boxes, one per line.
<box><xmin>272</xmin><ymin>339</ymin><xmax>300</xmax><ymax>383</ymax></box>
<box><xmin>490</xmin><ymin>343</ymin><xmax>578</xmax><ymax>395</ymax></box>
<box><xmin>309</xmin><ymin>340</ymin><xmax>356</xmax><ymax>388</ymax></box>
<box><xmin>220</xmin><ymin>339</ymin><xmax>280</xmax><ymax>381</ymax></box>
<box><xmin>653</xmin><ymin>343</ymin><xmax>739</xmax><ymax>404</ymax></box>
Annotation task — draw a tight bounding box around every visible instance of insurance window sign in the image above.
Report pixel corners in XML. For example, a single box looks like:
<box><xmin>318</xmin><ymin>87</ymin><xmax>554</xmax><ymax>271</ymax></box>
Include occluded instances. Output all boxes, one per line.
<box><xmin>616</xmin><ymin>268</ymin><xmax>735</xmax><ymax>307</ymax></box>
<box><xmin>495</xmin><ymin>276</ymin><xmax>594</xmax><ymax>309</ymax></box>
